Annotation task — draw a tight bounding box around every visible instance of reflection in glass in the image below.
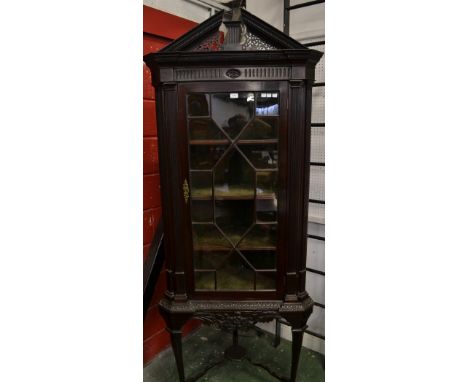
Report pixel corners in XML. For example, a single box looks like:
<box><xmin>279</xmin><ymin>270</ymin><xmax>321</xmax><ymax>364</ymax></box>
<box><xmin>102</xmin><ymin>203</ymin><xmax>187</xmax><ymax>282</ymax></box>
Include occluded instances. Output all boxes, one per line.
<box><xmin>214</xmin><ymin>148</ymin><xmax>255</xmax><ymax>198</ymax></box>
<box><xmin>256</xmin><ymin>93</ymin><xmax>279</xmax><ymax>116</ymax></box>
<box><xmin>190</xmin><ymin>145</ymin><xmax>227</xmax><ymax>170</ymax></box>
<box><xmin>212</xmin><ymin>93</ymin><xmax>255</xmax><ymax>139</ymax></box>
<box><xmin>256</xmin><ymin>199</ymin><xmax>277</xmax><ymax>222</ymax></box>
<box><xmin>188</xmin><ymin>118</ymin><xmax>226</xmax><ymax>141</ymax></box>
<box><xmin>188</xmin><ymin>94</ymin><xmax>209</xmax><ymax>116</ymax></box>
<box><xmin>239</xmin><ymin>117</ymin><xmax>279</xmax><ymax>140</ymax></box>
<box><xmin>238</xmin><ymin>144</ymin><xmax>278</xmax><ymax>169</ymax></box>
<box><xmin>257</xmin><ymin>171</ymin><xmax>278</xmax><ymax>195</ymax></box>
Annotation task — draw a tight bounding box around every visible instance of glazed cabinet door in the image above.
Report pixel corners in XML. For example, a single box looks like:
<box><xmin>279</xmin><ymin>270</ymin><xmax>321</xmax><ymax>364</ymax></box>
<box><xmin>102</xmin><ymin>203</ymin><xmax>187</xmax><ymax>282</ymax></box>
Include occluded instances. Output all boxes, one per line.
<box><xmin>178</xmin><ymin>81</ymin><xmax>288</xmax><ymax>299</ymax></box>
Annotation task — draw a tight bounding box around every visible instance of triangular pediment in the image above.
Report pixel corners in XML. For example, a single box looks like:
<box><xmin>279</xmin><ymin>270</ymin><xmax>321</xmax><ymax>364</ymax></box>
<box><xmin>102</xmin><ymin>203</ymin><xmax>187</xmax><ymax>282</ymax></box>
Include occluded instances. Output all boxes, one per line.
<box><xmin>159</xmin><ymin>8</ymin><xmax>308</xmax><ymax>53</ymax></box>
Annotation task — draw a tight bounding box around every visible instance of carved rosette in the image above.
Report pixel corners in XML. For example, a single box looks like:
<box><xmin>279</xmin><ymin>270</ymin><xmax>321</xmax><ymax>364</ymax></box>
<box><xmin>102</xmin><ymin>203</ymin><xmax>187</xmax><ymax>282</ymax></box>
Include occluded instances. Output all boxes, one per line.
<box><xmin>225</xmin><ymin>68</ymin><xmax>241</xmax><ymax>78</ymax></box>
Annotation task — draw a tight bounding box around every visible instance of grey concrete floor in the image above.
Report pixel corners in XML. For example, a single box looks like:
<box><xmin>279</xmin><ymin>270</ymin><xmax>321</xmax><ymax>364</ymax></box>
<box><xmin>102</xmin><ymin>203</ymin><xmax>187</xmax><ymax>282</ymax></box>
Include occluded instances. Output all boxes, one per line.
<box><xmin>144</xmin><ymin>325</ymin><xmax>325</xmax><ymax>382</ymax></box>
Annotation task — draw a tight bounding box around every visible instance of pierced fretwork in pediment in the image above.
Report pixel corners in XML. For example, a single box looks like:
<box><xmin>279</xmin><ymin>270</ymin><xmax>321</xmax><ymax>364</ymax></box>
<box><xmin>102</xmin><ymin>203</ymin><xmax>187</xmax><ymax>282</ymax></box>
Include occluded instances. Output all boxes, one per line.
<box><xmin>188</xmin><ymin>28</ymin><xmax>279</xmax><ymax>52</ymax></box>
<box><xmin>189</xmin><ymin>30</ymin><xmax>224</xmax><ymax>52</ymax></box>
<box><xmin>242</xmin><ymin>29</ymin><xmax>279</xmax><ymax>51</ymax></box>
<box><xmin>156</xmin><ymin>8</ymin><xmax>308</xmax><ymax>53</ymax></box>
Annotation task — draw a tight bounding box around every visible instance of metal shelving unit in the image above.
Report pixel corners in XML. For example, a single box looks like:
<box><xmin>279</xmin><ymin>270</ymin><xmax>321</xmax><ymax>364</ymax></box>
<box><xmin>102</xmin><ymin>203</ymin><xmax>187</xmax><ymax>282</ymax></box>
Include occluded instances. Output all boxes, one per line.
<box><xmin>283</xmin><ymin>0</ymin><xmax>325</xmax><ymax>342</ymax></box>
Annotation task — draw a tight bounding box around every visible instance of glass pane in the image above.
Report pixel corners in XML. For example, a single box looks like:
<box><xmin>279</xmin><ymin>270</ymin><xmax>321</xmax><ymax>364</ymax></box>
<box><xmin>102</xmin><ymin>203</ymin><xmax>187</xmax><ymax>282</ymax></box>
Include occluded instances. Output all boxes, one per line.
<box><xmin>257</xmin><ymin>171</ymin><xmax>278</xmax><ymax>195</ymax></box>
<box><xmin>191</xmin><ymin>200</ymin><xmax>213</xmax><ymax>222</ymax></box>
<box><xmin>238</xmin><ymin>143</ymin><xmax>278</xmax><ymax>169</ymax></box>
<box><xmin>242</xmin><ymin>250</ymin><xmax>276</xmax><ymax>270</ymax></box>
<box><xmin>195</xmin><ymin>271</ymin><xmax>215</xmax><ymax>290</ymax></box>
<box><xmin>256</xmin><ymin>271</ymin><xmax>276</xmax><ymax>290</ymax></box>
<box><xmin>188</xmin><ymin>118</ymin><xmax>226</xmax><ymax>141</ymax></box>
<box><xmin>190</xmin><ymin>144</ymin><xmax>228</xmax><ymax>170</ymax></box>
<box><xmin>188</xmin><ymin>94</ymin><xmax>209</xmax><ymax>116</ymax></box>
<box><xmin>192</xmin><ymin>224</ymin><xmax>231</xmax><ymax>251</ymax></box>
<box><xmin>214</xmin><ymin>148</ymin><xmax>255</xmax><ymax>198</ymax></box>
<box><xmin>239</xmin><ymin>117</ymin><xmax>279</xmax><ymax>140</ymax></box>
<box><xmin>194</xmin><ymin>250</ymin><xmax>231</xmax><ymax>269</ymax></box>
<box><xmin>215</xmin><ymin>200</ymin><xmax>254</xmax><ymax>246</ymax></box>
<box><xmin>190</xmin><ymin>171</ymin><xmax>212</xmax><ymax>198</ymax></box>
<box><xmin>256</xmin><ymin>92</ymin><xmax>279</xmax><ymax>116</ymax></box>
<box><xmin>217</xmin><ymin>251</ymin><xmax>255</xmax><ymax>290</ymax></box>
<box><xmin>187</xmin><ymin>91</ymin><xmax>281</xmax><ymax>293</ymax></box>
<box><xmin>256</xmin><ymin>199</ymin><xmax>277</xmax><ymax>222</ymax></box>
<box><xmin>238</xmin><ymin>224</ymin><xmax>277</xmax><ymax>250</ymax></box>
<box><xmin>212</xmin><ymin>92</ymin><xmax>255</xmax><ymax>139</ymax></box>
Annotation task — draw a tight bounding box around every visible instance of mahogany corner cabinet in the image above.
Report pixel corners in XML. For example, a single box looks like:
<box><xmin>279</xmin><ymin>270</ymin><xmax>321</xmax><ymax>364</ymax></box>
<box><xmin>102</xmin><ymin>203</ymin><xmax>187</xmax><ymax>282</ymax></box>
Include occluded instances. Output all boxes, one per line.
<box><xmin>144</xmin><ymin>6</ymin><xmax>323</xmax><ymax>382</ymax></box>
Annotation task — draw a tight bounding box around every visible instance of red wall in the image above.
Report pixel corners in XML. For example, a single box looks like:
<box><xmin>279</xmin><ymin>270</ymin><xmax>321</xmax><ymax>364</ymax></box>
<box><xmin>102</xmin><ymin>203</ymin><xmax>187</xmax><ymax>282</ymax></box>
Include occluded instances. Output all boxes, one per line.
<box><xmin>143</xmin><ymin>5</ymin><xmax>200</xmax><ymax>365</ymax></box>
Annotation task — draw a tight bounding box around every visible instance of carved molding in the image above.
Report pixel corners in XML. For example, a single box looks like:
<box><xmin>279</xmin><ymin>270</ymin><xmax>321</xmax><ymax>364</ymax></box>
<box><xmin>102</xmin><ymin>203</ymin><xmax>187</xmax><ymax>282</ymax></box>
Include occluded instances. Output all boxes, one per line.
<box><xmin>174</xmin><ymin>66</ymin><xmax>291</xmax><ymax>81</ymax></box>
<box><xmin>174</xmin><ymin>68</ymin><xmax>223</xmax><ymax>81</ymax></box>
<box><xmin>160</xmin><ymin>296</ymin><xmax>312</xmax><ymax>315</ymax></box>
<box><xmin>279</xmin><ymin>297</ymin><xmax>313</xmax><ymax>313</ymax></box>
<box><xmin>159</xmin><ymin>297</ymin><xmax>314</xmax><ymax>331</ymax></box>
<box><xmin>194</xmin><ymin>311</ymin><xmax>279</xmax><ymax>330</ymax></box>
<box><xmin>159</xmin><ymin>299</ymin><xmax>283</xmax><ymax>313</ymax></box>
<box><xmin>194</xmin><ymin>301</ymin><xmax>282</xmax><ymax>311</ymax></box>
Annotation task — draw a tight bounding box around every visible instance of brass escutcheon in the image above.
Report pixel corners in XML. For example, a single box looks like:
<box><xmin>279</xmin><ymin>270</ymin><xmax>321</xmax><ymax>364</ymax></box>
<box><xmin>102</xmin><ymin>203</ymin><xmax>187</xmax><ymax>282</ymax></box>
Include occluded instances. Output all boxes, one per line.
<box><xmin>183</xmin><ymin>179</ymin><xmax>190</xmax><ymax>204</ymax></box>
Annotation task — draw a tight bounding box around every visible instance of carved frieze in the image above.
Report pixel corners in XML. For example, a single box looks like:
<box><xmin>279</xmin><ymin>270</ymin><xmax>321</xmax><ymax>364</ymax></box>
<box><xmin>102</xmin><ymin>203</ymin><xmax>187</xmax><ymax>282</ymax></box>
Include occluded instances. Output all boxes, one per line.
<box><xmin>194</xmin><ymin>310</ymin><xmax>279</xmax><ymax>330</ymax></box>
<box><xmin>159</xmin><ymin>297</ymin><xmax>313</xmax><ymax>330</ymax></box>
<box><xmin>174</xmin><ymin>66</ymin><xmax>291</xmax><ymax>81</ymax></box>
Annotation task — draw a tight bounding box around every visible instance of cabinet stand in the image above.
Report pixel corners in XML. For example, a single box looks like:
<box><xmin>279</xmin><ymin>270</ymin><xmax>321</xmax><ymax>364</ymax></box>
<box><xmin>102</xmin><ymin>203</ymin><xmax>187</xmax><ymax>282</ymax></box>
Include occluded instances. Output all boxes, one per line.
<box><xmin>160</xmin><ymin>298</ymin><xmax>313</xmax><ymax>382</ymax></box>
<box><xmin>224</xmin><ymin>326</ymin><xmax>247</xmax><ymax>361</ymax></box>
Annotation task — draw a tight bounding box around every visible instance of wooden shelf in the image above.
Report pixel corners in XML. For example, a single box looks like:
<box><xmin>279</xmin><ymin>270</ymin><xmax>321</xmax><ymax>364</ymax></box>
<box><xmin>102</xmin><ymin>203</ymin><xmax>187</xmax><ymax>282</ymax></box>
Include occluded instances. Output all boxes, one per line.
<box><xmin>237</xmin><ymin>139</ymin><xmax>278</xmax><ymax>145</ymax></box>
<box><xmin>192</xmin><ymin>193</ymin><xmax>276</xmax><ymax>201</ymax></box>
<box><xmin>192</xmin><ymin>186</ymin><xmax>276</xmax><ymax>201</ymax></box>
<box><xmin>194</xmin><ymin>245</ymin><xmax>276</xmax><ymax>252</ymax></box>
<box><xmin>189</xmin><ymin>139</ymin><xmax>229</xmax><ymax>145</ymax></box>
<box><xmin>189</xmin><ymin>139</ymin><xmax>278</xmax><ymax>145</ymax></box>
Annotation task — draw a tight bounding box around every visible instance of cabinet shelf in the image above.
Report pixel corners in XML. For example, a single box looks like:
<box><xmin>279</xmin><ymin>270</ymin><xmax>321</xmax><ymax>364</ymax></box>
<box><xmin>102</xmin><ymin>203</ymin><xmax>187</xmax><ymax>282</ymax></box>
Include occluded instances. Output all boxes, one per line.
<box><xmin>194</xmin><ymin>245</ymin><xmax>276</xmax><ymax>252</ymax></box>
<box><xmin>192</xmin><ymin>193</ymin><xmax>276</xmax><ymax>201</ymax></box>
<box><xmin>189</xmin><ymin>139</ymin><xmax>278</xmax><ymax>146</ymax></box>
<box><xmin>189</xmin><ymin>139</ymin><xmax>229</xmax><ymax>145</ymax></box>
<box><xmin>237</xmin><ymin>139</ymin><xmax>278</xmax><ymax>145</ymax></box>
<box><xmin>192</xmin><ymin>186</ymin><xmax>277</xmax><ymax>200</ymax></box>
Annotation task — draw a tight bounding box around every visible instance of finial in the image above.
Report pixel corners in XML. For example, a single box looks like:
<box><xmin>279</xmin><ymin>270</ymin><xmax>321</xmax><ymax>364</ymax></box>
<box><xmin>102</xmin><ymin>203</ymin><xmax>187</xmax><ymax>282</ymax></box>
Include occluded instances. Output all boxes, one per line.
<box><xmin>224</xmin><ymin>0</ymin><xmax>246</xmax><ymax>10</ymax></box>
<box><xmin>221</xmin><ymin>0</ymin><xmax>245</xmax><ymax>50</ymax></box>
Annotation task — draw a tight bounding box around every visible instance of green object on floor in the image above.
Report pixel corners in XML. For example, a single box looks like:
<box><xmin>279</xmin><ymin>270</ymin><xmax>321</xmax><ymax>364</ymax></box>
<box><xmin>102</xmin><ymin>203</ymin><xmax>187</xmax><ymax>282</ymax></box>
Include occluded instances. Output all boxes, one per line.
<box><xmin>144</xmin><ymin>325</ymin><xmax>325</xmax><ymax>382</ymax></box>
